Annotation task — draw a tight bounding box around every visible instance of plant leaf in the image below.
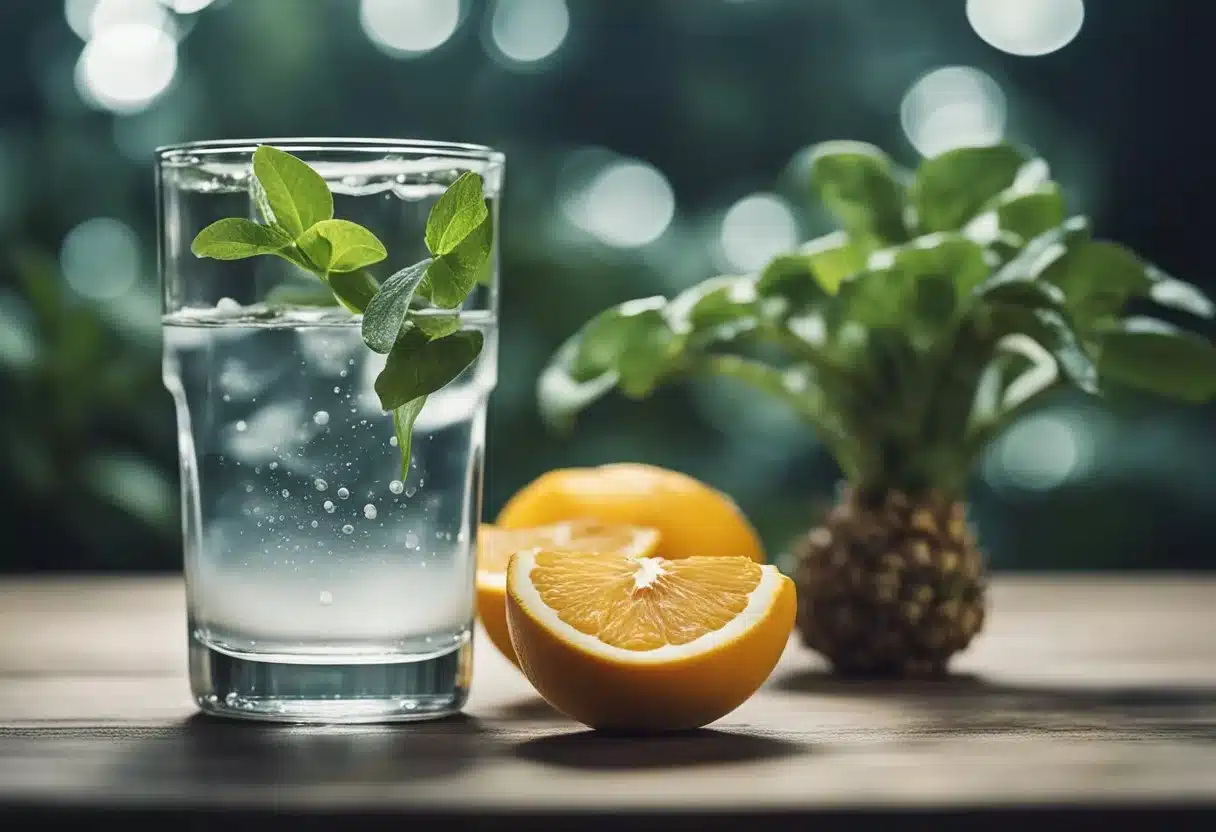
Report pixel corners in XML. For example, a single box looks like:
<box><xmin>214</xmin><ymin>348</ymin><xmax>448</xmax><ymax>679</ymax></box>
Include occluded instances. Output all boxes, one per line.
<box><xmin>1147</xmin><ymin>265</ymin><xmax>1215</xmax><ymax>318</ymax></box>
<box><xmin>976</xmin><ymin>216</ymin><xmax>1091</xmax><ymax>294</ymax></box>
<box><xmin>374</xmin><ymin>328</ymin><xmax>484</xmax><ymax>410</ymax></box>
<box><xmin>886</xmin><ymin>231</ymin><xmax>994</xmax><ymax>299</ymax></box>
<box><xmin>296</xmin><ymin>219</ymin><xmax>388</xmax><ymax>274</ymax></box>
<box><xmin>392</xmin><ymin>396</ymin><xmax>428</xmax><ymax>479</ymax></box>
<box><xmin>667</xmin><ymin>275</ymin><xmax>758</xmax><ymax>341</ymax></box>
<box><xmin>326</xmin><ymin>269</ymin><xmax>380</xmax><ymax>315</ymax></box>
<box><xmin>569</xmin><ymin>297</ymin><xmax>682</xmax><ymax>398</ymax></box>
<box><xmin>985</xmin><ymin>304</ymin><xmax>1098</xmax><ymax>393</ymax></box>
<box><xmin>1096</xmin><ymin>320</ymin><xmax>1216</xmax><ymax>403</ymax></box>
<box><xmin>808</xmin><ymin>141</ymin><xmax>908</xmax><ymax>244</ymax></box>
<box><xmin>361</xmin><ymin>259</ymin><xmax>432</xmax><ymax>353</ymax></box>
<box><xmin>252</xmin><ymin>145</ymin><xmax>334</xmax><ymax>238</ymax></box>
<box><xmin>410</xmin><ymin>312</ymin><xmax>461</xmax><ymax>340</ymax></box>
<box><xmin>537</xmin><ymin>334</ymin><xmax>621</xmax><ymax>432</ymax></box>
<box><xmin>425</xmin><ymin>171</ymin><xmax>490</xmax><ymax>256</ymax></box>
<box><xmin>992</xmin><ymin>182</ymin><xmax>1066</xmax><ymax>243</ymax></box>
<box><xmin>424</xmin><ymin>214</ymin><xmax>493</xmax><ymax>308</ymax></box>
<box><xmin>264</xmin><ymin>282</ymin><xmax>341</xmax><ymax>309</ymax></box>
<box><xmin>190</xmin><ymin>218</ymin><xmax>294</xmax><ymax>260</ymax></box>
<box><xmin>911</xmin><ymin>144</ymin><xmax>1028</xmax><ymax>233</ymax></box>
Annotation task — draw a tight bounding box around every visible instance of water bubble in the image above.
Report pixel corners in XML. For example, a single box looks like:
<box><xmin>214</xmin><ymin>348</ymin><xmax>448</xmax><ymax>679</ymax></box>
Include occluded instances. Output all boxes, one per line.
<box><xmin>389</xmin><ymin>436</ymin><xmax>399</xmax><ymax>447</ymax></box>
<box><xmin>363</xmin><ymin>504</ymin><xmax>378</xmax><ymax>520</ymax></box>
<box><xmin>337</xmin><ymin>487</ymin><xmax>350</xmax><ymax>500</ymax></box>
<box><xmin>405</xmin><ymin>531</ymin><xmax>420</xmax><ymax>549</ymax></box>
<box><xmin>333</xmin><ymin>386</ymin><xmax>340</xmax><ymax>394</ymax></box>
<box><xmin>341</xmin><ymin>524</ymin><xmax>354</xmax><ymax>535</ymax></box>
<box><xmin>405</xmin><ymin>485</ymin><xmax>417</xmax><ymax>497</ymax></box>
<box><xmin>281</xmin><ymin>489</ymin><xmax>290</xmax><ymax>498</ymax></box>
<box><xmin>244</xmin><ymin>484</ymin><xmax>254</xmax><ymax>493</ymax></box>
<box><xmin>222</xmin><ymin>393</ymin><xmax>231</xmax><ymax>402</ymax></box>
<box><xmin>235</xmin><ymin>420</ymin><xmax>247</xmax><ymax>432</ymax></box>
<box><xmin>314</xmin><ymin>478</ymin><xmax>328</xmax><ymax>492</ymax></box>
<box><xmin>313</xmin><ymin>410</ymin><xmax>330</xmax><ymax>426</ymax></box>
<box><xmin>319</xmin><ymin>590</ymin><xmax>333</xmax><ymax>605</ymax></box>
<box><xmin>310</xmin><ymin>520</ymin><xmax>319</xmax><ymax>528</ymax></box>
<box><xmin>339</xmin><ymin>369</ymin><xmax>348</xmax><ymax>378</ymax></box>
<box><xmin>389</xmin><ymin>480</ymin><xmax>404</xmax><ymax>495</ymax></box>
<box><xmin>323</xmin><ymin>500</ymin><xmax>335</xmax><ymax>513</ymax></box>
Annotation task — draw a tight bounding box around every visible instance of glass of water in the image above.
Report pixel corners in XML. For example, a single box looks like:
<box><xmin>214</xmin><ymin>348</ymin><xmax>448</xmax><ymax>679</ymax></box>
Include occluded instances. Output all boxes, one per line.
<box><xmin>157</xmin><ymin>139</ymin><xmax>502</xmax><ymax>723</ymax></box>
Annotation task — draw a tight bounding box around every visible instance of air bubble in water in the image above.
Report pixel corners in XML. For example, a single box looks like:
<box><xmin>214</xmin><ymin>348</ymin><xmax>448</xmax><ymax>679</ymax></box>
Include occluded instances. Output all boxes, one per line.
<box><xmin>281</xmin><ymin>489</ymin><xmax>290</xmax><ymax>498</ymax></box>
<box><xmin>269</xmin><ymin>461</ymin><xmax>278</xmax><ymax>470</ymax></box>
<box><xmin>235</xmin><ymin>420</ymin><xmax>247</xmax><ymax>432</ymax></box>
<box><xmin>389</xmin><ymin>436</ymin><xmax>398</xmax><ymax>447</ymax></box>
<box><xmin>244</xmin><ymin>484</ymin><xmax>254</xmax><ymax>493</ymax></box>
<box><xmin>313</xmin><ymin>410</ymin><xmax>330</xmax><ymax>426</ymax></box>
<box><xmin>323</xmin><ymin>500</ymin><xmax>335</xmax><ymax>513</ymax></box>
<box><xmin>310</xmin><ymin>520</ymin><xmax>319</xmax><ymax>528</ymax></box>
<box><xmin>333</xmin><ymin>386</ymin><xmax>340</xmax><ymax>394</ymax></box>
<box><xmin>341</xmin><ymin>524</ymin><xmax>354</xmax><ymax>535</ymax></box>
<box><xmin>405</xmin><ymin>485</ymin><xmax>417</xmax><ymax>497</ymax></box>
<box><xmin>405</xmin><ymin>531</ymin><xmax>420</xmax><ymax>549</ymax></box>
<box><xmin>319</xmin><ymin>590</ymin><xmax>333</xmax><ymax>605</ymax></box>
<box><xmin>314</xmin><ymin>478</ymin><xmax>328</xmax><ymax>492</ymax></box>
<box><xmin>389</xmin><ymin>480</ymin><xmax>404</xmax><ymax>495</ymax></box>
<box><xmin>337</xmin><ymin>487</ymin><xmax>350</xmax><ymax>500</ymax></box>
<box><xmin>363</xmin><ymin>504</ymin><xmax>378</xmax><ymax>520</ymax></box>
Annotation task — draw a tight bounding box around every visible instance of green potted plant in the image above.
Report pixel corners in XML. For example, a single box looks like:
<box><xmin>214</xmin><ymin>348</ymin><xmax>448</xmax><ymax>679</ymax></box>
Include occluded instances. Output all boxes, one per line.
<box><xmin>537</xmin><ymin>140</ymin><xmax>1216</xmax><ymax>677</ymax></box>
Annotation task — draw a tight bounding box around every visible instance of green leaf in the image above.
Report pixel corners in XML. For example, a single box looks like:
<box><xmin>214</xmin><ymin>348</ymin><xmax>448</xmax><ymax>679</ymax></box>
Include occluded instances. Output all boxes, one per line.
<box><xmin>808</xmin><ymin>141</ymin><xmax>908</xmax><ymax>244</ymax></box>
<box><xmin>913</xmin><ymin>273</ymin><xmax>957</xmax><ymax>328</ymax></box>
<box><xmin>410</xmin><ymin>312</ymin><xmax>462</xmax><ymax>340</ymax></box>
<box><xmin>392</xmin><ymin>396</ymin><xmax>428</xmax><ymax>479</ymax></box>
<box><xmin>1147</xmin><ymin>266</ymin><xmax>1215</xmax><ymax>318</ymax></box>
<box><xmin>327</xmin><ymin>269</ymin><xmax>380</xmax><ymax>315</ymax></box>
<box><xmin>374</xmin><ymin>328</ymin><xmax>484</xmax><ymax>410</ymax></box>
<box><xmin>758</xmin><ymin>231</ymin><xmax>869</xmax><ymax>301</ymax></box>
<box><xmin>977</xmin><ymin>216</ymin><xmax>1091</xmax><ymax>294</ymax></box>
<box><xmin>1096</xmin><ymin>321</ymin><xmax>1216</xmax><ymax>403</ymax></box>
<box><xmin>425</xmin><ymin>171</ymin><xmax>490</xmax><ymax>256</ymax></box>
<box><xmin>190</xmin><ymin>218</ymin><xmax>294</xmax><ymax>260</ymax></box>
<box><xmin>911</xmin><ymin>144</ymin><xmax>1028</xmax><ymax>233</ymax></box>
<box><xmin>424</xmin><ymin>214</ymin><xmax>493</xmax><ymax>308</ymax></box>
<box><xmin>361</xmin><ymin>260</ymin><xmax>432</xmax><ymax>354</ymax></box>
<box><xmin>887</xmin><ymin>232</ymin><xmax>993</xmax><ymax>299</ymax></box>
<box><xmin>296</xmin><ymin>219</ymin><xmax>388</xmax><ymax>274</ymax></box>
<box><xmin>985</xmin><ymin>304</ymin><xmax>1098</xmax><ymax>393</ymax></box>
<box><xmin>667</xmin><ymin>275</ymin><xmax>758</xmax><ymax>338</ymax></box>
<box><xmin>570</xmin><ymin>297</ymin><xmax>681</xmax><ymax>398</ymax></box>
<box><xmin>264</xmin><ymin>282</ymin><xmax>341</xmax><ymax>309</ymax></box>
<box><xmin>252</xmin><ymin>145</ymin><xmax>334</xmax><ymax>238</ymax></box>
<box><xmin>537</xmin><ymin>334</ymin><xmax>620</xmax><ymax>432</ymax></box>
<box><xmin>992</xmin><ymin>182</ymin><xmax>1066</xmax><ymax>243</ymax></box>
<box><xmin>757</xmin><ymin>254</ymin><xmax>830</xmax><ymax>311</ymax></box>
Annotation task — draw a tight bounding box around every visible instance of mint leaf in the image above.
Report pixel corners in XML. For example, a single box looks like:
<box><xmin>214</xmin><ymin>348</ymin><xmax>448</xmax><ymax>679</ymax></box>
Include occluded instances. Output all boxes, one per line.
<box><xmin>327</xmin><ymin>269</ymin><xmax>380</xmax><ymax>314</ymax></box>
<box><xmin>392</xmin><ymin>396</ymin><xmax>428</xmax><ymax>478</ymax></box>
<box><xmin>191</xmin><ymin>218</ymin><xmax>293</xmax><ymax>260</ymax></box>
<box><xmin>411</xmin><ymin>312</ymin><xmax>461</xmax><ymax>340</ymax></box>
<box><xmin>297</xmin><ymin>219</ymin><xmax>387</xmax><ymax>274</ymax></box>
<box><xmin>361</xmin><ymin>260</ymin><xmax>432</xmax><ymax>354</ymax></box>
<box><xmin>374</xmin><ymin>328</ymin><xmax>484</xmax><ymax>410</ymax></box>
<box><xmin>911</xmin><ymin>144</ymin><xmax>1028</xmax><ymax>233</ymax></box>
<box><xmin>252</xmin><ymin>145</ymin><xmax>334</xmax><ymax>238</ymax></box>
<box><xmin>424</xmin><ymin>215</ymin><xmax>493</xmax><ymax>308</ymax></box>
<box><xmin>425</xmin><ymin>171</ymin><xmax>489</xmax><ymax>255</ymax></box>
<box><xmin>1097</xmin><ymin>321</ymin><xmax>1216</xmax><ymax>403</ymax></box>
<box><xmin>808</xmin><ymin>141</ymin><xmax>909</xmax><ymax>245</ymax></box>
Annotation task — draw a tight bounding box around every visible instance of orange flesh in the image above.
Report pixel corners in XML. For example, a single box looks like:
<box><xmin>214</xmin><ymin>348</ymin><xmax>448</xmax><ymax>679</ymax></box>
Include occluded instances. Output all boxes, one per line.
<box><xmin>478</xmin><ymin>521</ymin><xmax>653</xmax><ymax>574</ymax></box>
<box><xmin>529</xmin><ymin>552</ymin><xmax>763</xmax><ymax>651</ymax></box>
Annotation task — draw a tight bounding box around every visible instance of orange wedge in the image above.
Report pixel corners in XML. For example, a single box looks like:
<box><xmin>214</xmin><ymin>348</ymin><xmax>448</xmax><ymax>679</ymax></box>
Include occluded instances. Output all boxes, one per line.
<box><xmin>476</xmin><ymin>520</ymin><xmax>660</xmax><ymax>666</ymax></box>
<box><xmin>506</xmin><ymin>548</ymin><xmax>796</xmax><ymax>732</ymax></box>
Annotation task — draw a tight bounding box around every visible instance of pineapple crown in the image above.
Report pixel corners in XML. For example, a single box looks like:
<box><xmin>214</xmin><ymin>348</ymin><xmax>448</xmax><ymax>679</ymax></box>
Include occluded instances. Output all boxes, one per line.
<box><xmin>538</xmin><ymin>140</ymin><xmax>1216</xmax><ymax>496</ymax></box>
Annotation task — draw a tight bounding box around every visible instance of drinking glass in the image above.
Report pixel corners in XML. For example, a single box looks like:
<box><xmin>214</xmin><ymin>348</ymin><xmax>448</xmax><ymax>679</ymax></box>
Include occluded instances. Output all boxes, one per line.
<box><xmin>157</xmin><ymin>139</ymin><xmax>503</xmax><ymax>722</ymax></box>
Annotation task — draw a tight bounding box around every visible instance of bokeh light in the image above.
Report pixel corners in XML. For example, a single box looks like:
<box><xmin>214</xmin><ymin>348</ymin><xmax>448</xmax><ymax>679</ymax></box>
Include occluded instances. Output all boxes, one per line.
<box><xmin>74</xmin><ymin>23</ymin><xmax>178</xmax><ymax>113</ymax></box>
<box><xmin>564</xmin><ymin>160</ymin><xmax>676</xmax><ymax>248</ymax></box>
<box><xmin>360</xmin><ymin>0</ymin><xmax>462</xmax><ymax>58</ymax></box>
<box><xmin>718</xmin><ymin>193</ymin><xmax>799</xmax><ymax>272</ymax></box>
<box><xmin>488</xmin><ymin>0</ymin><xmax>569</xmax><ymax>66</ymax></box>
<box><xmin>967</xmin><ymin>0</ymin><xmax>1085</xmax><ymax>57</ymax></box>
<box><xmin>65</xmin><ymin>0</ymin><xmax>176</xmax><ymax>41</ymax></box>
<box><xmin>984</xmin><ymin>410</ymin><xmax>1094</xmax><ymax>494</ymax></box>
<box><xmin>159</xmin><ymin>0</ymin><xmax>216</xmax><ymax>12</ymax></box>
<box><xmin>900</xmin><ymin>65</ymin><xmax>1005</xmax><ymax>158</ymax></box>
<box><xmin>59</xmin><ymin>217</ymin><xmax>141</xmax><ymax>301</ymax></box>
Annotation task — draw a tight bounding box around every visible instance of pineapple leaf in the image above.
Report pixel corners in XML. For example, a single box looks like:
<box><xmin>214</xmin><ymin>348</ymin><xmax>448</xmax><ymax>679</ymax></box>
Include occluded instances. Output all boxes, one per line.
<box><xmin>1094</xmin><ymin>318</ymin><xmax>1216</xmax><ymax>403</ymax></box>
<box><xmin>808</xmin><ymin>141</ymin><xmax>909</xmax><ymax>245</ymax></box>
<box><xmin>911</xmin><ymin>144</ymin><xmax>1029</xmax><ymax>233</ymax></box>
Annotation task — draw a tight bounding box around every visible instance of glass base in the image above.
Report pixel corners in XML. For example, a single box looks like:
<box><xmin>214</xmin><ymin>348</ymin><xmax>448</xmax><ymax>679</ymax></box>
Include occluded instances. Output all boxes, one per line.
<box><xmin>188</xmin><ymin>630</ymin><xmax>471</xmax><ymax>724</ymax></box>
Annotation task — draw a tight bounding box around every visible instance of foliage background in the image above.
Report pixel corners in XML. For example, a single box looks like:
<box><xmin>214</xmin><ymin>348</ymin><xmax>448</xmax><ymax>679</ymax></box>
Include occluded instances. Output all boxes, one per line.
<box><xmin>1</xmin><ymin>0</ymin><xmax>1213</xmax><ymax>573</ymax></box>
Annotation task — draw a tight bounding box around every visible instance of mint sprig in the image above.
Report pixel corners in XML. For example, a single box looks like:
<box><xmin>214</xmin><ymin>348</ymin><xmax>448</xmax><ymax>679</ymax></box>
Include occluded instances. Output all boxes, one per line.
<box><xmin>191</xmin><ymin>145</ymin><xmax>493</xmax><ymax>476</ymax></box>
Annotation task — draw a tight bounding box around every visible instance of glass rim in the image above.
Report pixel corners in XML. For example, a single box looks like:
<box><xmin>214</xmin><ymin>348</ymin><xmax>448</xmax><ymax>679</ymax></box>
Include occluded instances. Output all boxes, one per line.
<box><xmin>156</xmin><ymin>137</ymin><xmax>505</xmax><ymax>164</ymax></box>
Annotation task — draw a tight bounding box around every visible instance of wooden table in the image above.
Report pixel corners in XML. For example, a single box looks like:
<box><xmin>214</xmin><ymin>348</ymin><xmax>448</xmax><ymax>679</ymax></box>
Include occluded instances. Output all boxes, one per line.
<box><xmin>1</xmin><ymin>576</ymin><xmax>1214</xmax><ymax>828</ymax></box>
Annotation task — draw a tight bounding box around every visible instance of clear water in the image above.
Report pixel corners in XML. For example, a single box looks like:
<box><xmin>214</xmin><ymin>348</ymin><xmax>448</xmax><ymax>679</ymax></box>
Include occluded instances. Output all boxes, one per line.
<box><xmin>163</xmin><ymin>304</ymin><xmax>495</xmax><ymax>720</ymax></box>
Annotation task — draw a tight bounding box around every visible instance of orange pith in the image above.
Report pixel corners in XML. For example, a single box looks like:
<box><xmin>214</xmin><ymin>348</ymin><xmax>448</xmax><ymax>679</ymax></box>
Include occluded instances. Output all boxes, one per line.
<box><xmin>530</xmin><ymin>552</ymin><xmax>763</xmax><ymax>651</ymax></box>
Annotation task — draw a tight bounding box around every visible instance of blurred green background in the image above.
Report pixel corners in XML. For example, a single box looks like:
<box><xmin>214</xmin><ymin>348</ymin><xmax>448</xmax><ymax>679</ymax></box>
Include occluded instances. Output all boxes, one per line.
<box><xmin>1</xmin><ymin>0</ymin><xmax>1213</xmax><ymax>573</ymax></box>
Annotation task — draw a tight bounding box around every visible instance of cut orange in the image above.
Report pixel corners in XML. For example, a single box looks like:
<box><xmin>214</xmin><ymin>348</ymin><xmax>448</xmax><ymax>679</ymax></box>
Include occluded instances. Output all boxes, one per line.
<box><xmin>476</xmin><ymin>520</ymin><xmax>660</xmax><ymax>666</ymax></box>
<box><xmin>496</xmin><ymin>463</ymin><xmax>766</xmax><ymax>564</ymax></box>
<box><xmin>506</xmin><ymin>548</ymin><xmax>796</xmax><ymax>732</ymax></box>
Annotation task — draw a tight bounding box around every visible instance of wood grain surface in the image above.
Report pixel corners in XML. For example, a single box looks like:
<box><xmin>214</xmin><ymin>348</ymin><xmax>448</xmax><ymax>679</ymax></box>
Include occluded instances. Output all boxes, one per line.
<box><xmin>1</xmin><ymin>575</ymin><xmax>1214</xmax><ymax>827</ymax></box>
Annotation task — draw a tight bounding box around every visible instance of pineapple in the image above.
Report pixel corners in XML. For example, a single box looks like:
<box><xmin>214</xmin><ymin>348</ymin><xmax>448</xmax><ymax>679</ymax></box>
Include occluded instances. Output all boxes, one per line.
<box><xmin>538</xmin><ymin>139</ymin><xmax>1216</xmax><ymax>677</ymax></box>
